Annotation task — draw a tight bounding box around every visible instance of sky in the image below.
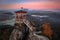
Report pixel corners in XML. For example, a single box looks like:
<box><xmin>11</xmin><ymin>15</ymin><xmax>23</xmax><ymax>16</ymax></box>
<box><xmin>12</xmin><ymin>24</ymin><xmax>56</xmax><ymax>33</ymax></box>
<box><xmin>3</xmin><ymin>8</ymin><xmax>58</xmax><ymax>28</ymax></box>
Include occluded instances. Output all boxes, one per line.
<box><xmin>0</xmin><ymin>0</ymin><xmax>60</xmax><ymax>11</ymax></box>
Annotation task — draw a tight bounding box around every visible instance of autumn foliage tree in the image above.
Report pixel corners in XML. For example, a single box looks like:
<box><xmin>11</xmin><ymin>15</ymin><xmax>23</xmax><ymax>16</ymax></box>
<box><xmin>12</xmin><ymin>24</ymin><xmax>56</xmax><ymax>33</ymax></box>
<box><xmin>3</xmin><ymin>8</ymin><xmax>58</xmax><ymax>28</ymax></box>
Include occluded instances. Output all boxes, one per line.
<box><xmin>42</xmin><ymin>22</ymin><xmax>53</xmax><ymax>40</ymax></box>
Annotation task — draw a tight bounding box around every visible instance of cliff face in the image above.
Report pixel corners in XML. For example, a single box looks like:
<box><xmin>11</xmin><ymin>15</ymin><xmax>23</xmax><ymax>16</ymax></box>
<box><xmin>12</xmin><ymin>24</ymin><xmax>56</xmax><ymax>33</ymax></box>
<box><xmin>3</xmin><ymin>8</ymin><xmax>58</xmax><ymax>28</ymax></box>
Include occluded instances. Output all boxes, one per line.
<box><xmin>9</xmin><ymin>19</ymin><xmax>50</xmax><ymax>40</ymax></box>
<box><xmin>9</xmin><ymin>23</ymin><xmax>29</xmax><ymax>40</ymax></box>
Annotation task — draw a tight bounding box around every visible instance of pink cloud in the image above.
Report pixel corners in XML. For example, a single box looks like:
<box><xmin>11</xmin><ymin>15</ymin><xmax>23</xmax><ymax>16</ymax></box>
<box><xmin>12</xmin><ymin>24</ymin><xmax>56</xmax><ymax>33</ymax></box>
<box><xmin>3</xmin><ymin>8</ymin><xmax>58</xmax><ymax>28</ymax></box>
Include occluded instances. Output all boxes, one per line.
<box><xmin>0</xmin><ymin>1</ymin><xmax>60</xmax><ymax>10</ymax></box>
<box><xmin>20</xmin><ymin>2</ymin><xmax>60</xmax><ymax>9</ymax></box>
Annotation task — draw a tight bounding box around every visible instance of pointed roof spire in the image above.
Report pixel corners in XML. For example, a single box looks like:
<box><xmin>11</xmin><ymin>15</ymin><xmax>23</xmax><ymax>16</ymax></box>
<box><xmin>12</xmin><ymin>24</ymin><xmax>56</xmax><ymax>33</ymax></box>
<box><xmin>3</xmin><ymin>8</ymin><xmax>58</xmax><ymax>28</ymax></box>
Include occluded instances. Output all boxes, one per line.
<box><xmin>15</xmin><ymin>7</ymin><xmax>27</xmax><ymax>13</ymax></box>
<box><xmin>21</xmin><ymin>7</ymin><xmax>23</xmax><ymax>9</ymax></box>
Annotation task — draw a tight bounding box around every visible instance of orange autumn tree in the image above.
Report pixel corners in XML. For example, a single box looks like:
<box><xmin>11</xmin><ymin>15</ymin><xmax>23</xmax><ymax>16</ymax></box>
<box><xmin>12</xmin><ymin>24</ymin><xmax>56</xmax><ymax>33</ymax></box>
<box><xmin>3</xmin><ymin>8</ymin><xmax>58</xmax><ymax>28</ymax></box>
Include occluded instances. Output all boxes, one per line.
<box><xmin>42</xmin><ymin>22</ymin><xmax>53</xmax><ymax>39</ymax></box>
